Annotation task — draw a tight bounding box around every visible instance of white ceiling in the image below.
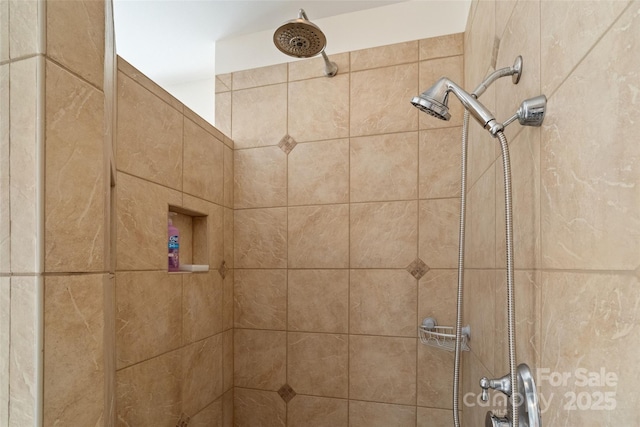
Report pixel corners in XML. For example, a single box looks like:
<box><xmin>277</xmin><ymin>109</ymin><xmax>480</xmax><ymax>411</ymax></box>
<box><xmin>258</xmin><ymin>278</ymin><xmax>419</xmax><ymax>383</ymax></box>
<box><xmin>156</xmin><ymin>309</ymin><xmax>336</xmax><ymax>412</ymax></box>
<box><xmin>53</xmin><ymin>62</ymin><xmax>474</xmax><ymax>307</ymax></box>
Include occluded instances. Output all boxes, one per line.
<box><xmin>113</xmin><ymin>0</ymin><xmax>407</xmax><ymax>85</ymax></box>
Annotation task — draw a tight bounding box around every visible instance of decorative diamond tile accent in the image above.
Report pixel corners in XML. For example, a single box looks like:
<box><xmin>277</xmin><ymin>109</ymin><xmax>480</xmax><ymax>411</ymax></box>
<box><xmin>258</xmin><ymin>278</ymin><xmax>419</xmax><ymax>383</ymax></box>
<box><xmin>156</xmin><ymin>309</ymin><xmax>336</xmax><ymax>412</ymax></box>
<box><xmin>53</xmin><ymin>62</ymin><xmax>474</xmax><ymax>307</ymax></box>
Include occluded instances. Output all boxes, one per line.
<box><xmin>406</xmin><ymin>258</ymin><xmax>430</xmax><ymax>280</ymax></box>
<box><xmin>176</xmin><ymin>413</ymin><xmax>190</xmax><ymax>427</ymax></box>
<box><xmin>278</xmin><ymin>383</ymin><xmax>297</xmax><ymax>403</ymax></box>
<box><xmin>278</xmin><ymin>134</ymin><xmax>297</xmax><ymax>154</ymax></box>
<box><xmin>218</xmin><ymin>260</ymin><xmax>229</xmax><ymax>279</ymax></box>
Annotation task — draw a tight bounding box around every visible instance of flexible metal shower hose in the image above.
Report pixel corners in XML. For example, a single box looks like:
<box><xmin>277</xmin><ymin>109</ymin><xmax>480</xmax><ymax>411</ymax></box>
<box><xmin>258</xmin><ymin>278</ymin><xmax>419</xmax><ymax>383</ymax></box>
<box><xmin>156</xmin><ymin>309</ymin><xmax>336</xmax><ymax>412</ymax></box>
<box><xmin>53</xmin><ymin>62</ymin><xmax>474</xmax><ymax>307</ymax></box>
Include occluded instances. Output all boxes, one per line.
<box><xmin>452</xmin><ymin>110</ymin><xmax>470</xmax><ymax>427</ymax></box>
<box><xmin>497</xmin><ymin>130</ymin><xmax>518</xmax><ymax>427</ymax></box>
<box><xmin>452</xmin><ymin>125</ymin><xmax>518</xmax><ymax>427</ymax></box>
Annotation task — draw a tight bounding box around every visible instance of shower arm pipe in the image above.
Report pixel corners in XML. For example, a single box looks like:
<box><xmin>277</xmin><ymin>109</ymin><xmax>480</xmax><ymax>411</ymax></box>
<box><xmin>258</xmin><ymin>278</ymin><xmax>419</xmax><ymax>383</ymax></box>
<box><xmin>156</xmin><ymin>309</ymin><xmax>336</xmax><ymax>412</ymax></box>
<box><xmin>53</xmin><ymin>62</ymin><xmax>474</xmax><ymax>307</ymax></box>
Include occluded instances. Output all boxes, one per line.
<box><xmin>472</xmin><ymin>56</ymin><xmax>523</xmax><ymax>98</ymax></box>
<box><xmin>297</xmin><ymin>9</ymin><xmax>338</xmax><ymax>77</ymax></box>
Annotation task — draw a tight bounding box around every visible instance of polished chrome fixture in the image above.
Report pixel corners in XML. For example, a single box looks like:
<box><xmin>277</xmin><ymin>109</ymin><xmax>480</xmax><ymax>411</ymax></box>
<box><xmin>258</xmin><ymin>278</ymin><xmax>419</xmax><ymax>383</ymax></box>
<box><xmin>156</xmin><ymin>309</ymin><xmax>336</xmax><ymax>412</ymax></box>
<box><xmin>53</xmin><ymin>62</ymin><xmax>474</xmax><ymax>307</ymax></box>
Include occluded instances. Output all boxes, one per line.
<box><xmin>411</xmin><ymin>55</ymin><xmax>546</xmax><ymax>427</ymax></box>
<box><xmin>273</xmin><ymin>9</ymin><xmax>338</xmax><ymax>77</ymax></box>
<box><xmin>481</xmin><ymin>364</ymin><xmax>542</xmax><ymax>427</ymax></box>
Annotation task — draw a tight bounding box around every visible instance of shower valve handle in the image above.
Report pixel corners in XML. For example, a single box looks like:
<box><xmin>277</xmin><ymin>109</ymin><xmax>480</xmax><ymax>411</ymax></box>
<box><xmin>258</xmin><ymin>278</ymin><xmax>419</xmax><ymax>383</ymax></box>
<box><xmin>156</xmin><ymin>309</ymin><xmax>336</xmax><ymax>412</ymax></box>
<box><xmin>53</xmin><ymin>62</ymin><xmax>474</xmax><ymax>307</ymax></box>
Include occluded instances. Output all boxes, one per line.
<box><xmin>480</xmin><ymin>374</ymin><xmax>512</xmax><ymax>402</ymax></box>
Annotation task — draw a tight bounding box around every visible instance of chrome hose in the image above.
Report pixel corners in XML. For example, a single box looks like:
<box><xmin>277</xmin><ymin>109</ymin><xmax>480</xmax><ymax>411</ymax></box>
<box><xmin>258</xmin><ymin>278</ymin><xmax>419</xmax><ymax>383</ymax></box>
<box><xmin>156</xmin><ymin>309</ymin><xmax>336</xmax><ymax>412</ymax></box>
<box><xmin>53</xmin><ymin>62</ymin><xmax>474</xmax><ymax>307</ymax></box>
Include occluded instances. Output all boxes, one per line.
<box><xmin>452</xmin><ymin>109</ymin><xmax>470</xmax><ymax>427</ymax></box>
<box><xmin>497</xmin><ymin>130</ymin><xmax>518</xmax><ymax>427</ymax></box>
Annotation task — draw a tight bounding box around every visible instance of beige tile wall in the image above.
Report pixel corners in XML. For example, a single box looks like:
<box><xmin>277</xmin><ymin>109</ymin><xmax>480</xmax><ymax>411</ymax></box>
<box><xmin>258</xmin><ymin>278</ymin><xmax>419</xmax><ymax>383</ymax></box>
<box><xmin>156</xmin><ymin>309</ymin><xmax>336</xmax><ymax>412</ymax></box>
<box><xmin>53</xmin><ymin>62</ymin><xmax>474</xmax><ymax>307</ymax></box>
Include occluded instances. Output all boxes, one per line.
<box><xmin>114</xmin><ymin>57</ymin><xmax>234</xmax><ymax>426</ymax></box>
<box><xmin>218</xmin><ymin>33</ymin><xmax>465</xmax><ymax>426</ymax></box>
<box><xmin>3</xmin><ymin>0</ymin><xmax>109</xmax><ymax>425</ymax></box>
<box><xmin>463</xmin><ymin>0</ymin><xmax>640</xmax><ymax>425</ymax></box>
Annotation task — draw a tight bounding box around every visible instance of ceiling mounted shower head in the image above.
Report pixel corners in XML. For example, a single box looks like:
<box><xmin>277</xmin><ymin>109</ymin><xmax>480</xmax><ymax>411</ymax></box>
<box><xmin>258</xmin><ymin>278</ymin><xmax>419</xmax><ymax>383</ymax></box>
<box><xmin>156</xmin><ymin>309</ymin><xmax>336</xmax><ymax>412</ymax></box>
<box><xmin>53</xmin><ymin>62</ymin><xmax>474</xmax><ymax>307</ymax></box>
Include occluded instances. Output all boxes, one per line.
<box><xmin>273</xmin><ymin>9</ymin><xmax>338</xmax><ymax>77</ymax></box>
<box><xmin>273</xmin><ymin>16</ymin><xmax>327</xmax><ymax>58</ymax></box>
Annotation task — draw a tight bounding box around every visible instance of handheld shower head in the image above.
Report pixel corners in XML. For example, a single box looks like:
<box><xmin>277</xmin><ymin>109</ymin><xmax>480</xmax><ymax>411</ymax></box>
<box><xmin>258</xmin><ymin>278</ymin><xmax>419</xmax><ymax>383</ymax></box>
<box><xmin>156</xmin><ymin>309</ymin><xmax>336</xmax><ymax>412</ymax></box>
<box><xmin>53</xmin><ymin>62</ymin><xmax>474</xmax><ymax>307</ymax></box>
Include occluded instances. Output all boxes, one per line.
<box><xmin>273</xmin><ymin>9</ymin><xmax>338</xmax><ymax>77</ymax></box>
<box><xmin>412</xmin><ymin>77</ymin><xmax>502</xmax><ymax>134</ymax></box>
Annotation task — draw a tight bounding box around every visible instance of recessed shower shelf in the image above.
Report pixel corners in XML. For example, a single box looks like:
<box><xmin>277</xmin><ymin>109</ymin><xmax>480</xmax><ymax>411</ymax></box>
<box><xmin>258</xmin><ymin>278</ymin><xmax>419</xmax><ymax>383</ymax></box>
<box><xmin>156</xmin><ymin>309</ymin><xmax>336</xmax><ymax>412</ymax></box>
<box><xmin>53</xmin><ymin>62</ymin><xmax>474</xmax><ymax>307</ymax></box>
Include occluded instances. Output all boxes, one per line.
<box><xmin>419</xmin><ymin>317</ymin><xmax>470</xmax><ymax>352</ymax></box>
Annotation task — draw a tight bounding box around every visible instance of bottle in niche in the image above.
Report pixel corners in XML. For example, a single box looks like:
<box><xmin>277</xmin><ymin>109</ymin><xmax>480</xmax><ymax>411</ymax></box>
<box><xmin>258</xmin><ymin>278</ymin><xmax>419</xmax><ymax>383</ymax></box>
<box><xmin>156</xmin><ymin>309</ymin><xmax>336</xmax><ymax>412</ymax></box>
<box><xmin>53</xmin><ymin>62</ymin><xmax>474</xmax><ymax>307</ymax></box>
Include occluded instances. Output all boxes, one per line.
<box><xmin>168</xmin><ymin>212</ymin><xmax>180</xmax><ymax>272</ymax></box>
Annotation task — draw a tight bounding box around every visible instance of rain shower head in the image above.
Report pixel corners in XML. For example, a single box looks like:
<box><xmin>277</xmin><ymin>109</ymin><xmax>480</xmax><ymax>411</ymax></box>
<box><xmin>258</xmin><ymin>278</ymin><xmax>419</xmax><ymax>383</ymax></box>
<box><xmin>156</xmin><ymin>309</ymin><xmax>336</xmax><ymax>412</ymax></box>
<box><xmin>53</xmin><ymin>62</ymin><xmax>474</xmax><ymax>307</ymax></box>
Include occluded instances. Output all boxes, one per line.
<box><xmin>273</xmin><ymin>9</ymin><xmax>338</xmax><ymax>77</ymax></box>
<box><xmin>273</xmin><ymin>13</ymin><xmax>326</xmax><ymax>58</ymax></box>
<box><xmin>412</xmin><ymin>77</ymin><xmax>501</xmax><ymax>133</ymax></box>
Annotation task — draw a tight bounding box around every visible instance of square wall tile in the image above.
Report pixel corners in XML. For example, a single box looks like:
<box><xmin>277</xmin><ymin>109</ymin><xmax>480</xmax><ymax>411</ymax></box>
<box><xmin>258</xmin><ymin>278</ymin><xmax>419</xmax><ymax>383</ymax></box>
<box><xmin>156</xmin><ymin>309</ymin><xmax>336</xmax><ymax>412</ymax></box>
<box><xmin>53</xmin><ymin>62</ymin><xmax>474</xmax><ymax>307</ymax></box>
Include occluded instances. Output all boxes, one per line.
<box><xmin>234</xmin><ymin>207</ymin><xmax>287</xmax><ymax>268</ymax></box>
<box><xmin>116</xmin><ymin>71</ymin><xmax>183</xmax><ymax>189</ymax></box>
<box><xmin>287</xmin><ymin>395</ymin><xmax>347</xmax><ymax>427</ymax></box>
<box><xmin>45</xmin><ymin>60</ymin><xmax>105</xmax><ymax>273</ymax></box>
<box><xmin>182</xmin><ymin>334</ymin><xmax>223</xmax><ymax>417</ymax></box>
<box><xmin>541</xmin><ymin>1</ymin><xmax>628</xmax><ymax>94</ymax></box>
<box><xmin>351</xmin><ymin>40</ymin><xmax>418</xmax><ymax>71</ymax></box>
<box><xmin>189</xmin><ymin>399</ymin><xmax>222</xmax><ymax>427</ymax></box>
<box><xmin>115</xmin><ymin>172</ymin><xmax>182</xmax><ymax>271</ymax></box>
<box><xmin>222</xmin><ymin>389</ymin><xmax>233</xmax><ymax>427</ymax></box>
<box><xmin>0</xmin><ymin>64</ymin><xmax>9</xmax><ymax>274</ymax></box>
<box><xmin>234</xmin><ymin>329</ymin><xmax>286</xmax><ymax>390</ymax></box>
<box><xmin>234</xmin><ymin>146</ymin><xmax>287</xmax><ymax>209</ymax></box>
<box><xmin>417</xmin><ymin>344</ymin><xmax>453</xmax><ymax>408</ymax></box>
<box><xmin>419</xmin><ymin>127</ymin><xmax>462</xmax><ymax>199</ymax></box>
<box><xmin>232</xmin><ymin>84</ymin><xmax>287</xmax><ymax>149</ymax></box>
<box><xmin>234</xmin><ymin>388</ymin><xmax>285</xmax><ymax>427</ymax></box>
<box><xmin>349</xmin><ymin>401</ymin><xmax>416</xmax><ymax>427</ymax></box>
<box><xmin>349</xmin><ymin>335</ymin><xmax>417</xmax><ymax>405</ymax></box>
<box><xmin>419</xmin><ymin>33</ymin><xmax>463</xmax><ymax>60</ymax></box>
<box><xmin>215</xmin><ymin>73</ymin><xmax>231</xmax><ymax>93</ymax></box>
<box><xmin>288</xmin><ymin>332</ymin><xmax>348</xmax><ymax>398</ymax></box>
<box><xmin>465</xmin><ymin>164</ymin><xmax>495</xmax><ymax>269</ymax></box>
<box><xmin>232</xmin><ymin>63</ymin><xmax>287</xmax><ymax>91</ymax></box>
<box><xmin>44</xmin><ymin>274</ymin><xmax>104</xmax><ymax>427</ymax></box>
<box><xmin>495</xmin><ymin>270</ymin><xmax>539</xmax><ymax>372</ymax></box>
<box><xmin>540</xmin><ymin>272</ymin><xmax>640</xmax><ymax>423</ymax></box>
<box><xmin>541</xmin><ymin>2</ymin><xmax>640</xmax><ymax>270</ymax></box>
<box><xmin>115</xmin><ymin>271</ymin><xmax>182</xmax><ymax>369</ymax></box>
<box><xmin>288</xmin><ymin>204</ymin><xmax>349</xmax><ymax>268</ymax></box>
<box><xmin>10</xmin><ymin>276</ymin><xmax>41</xmax><ymax>426</ymax></box>
<box><xmin>494</xmin><ymin>0</ymin><xmax>541</xmax><ymax>143</ymax></box>
<box><xmin>10</xmin><ymin>57</ymin><xmax>40</xmax><ymax>274</ymax></box>
<box><xmin>288</xmin><ymin>74</ymin><xmax>349</xmax><ymax>142</ymax></box>
<box><xmin>183</xmin><ymin>271</ymin><xmax>223</xmax><ymax>343</ymax></box>
<box><xmin>116</xmin><ymin>350</ymin><xmax>182</xmax><ymax>427</ymax></box>
<box><xmin>417</xmin><ymin>407</ymin><xmax>453</xmax><ymax>427</ymax></box>
<box><xmin>418</xmin><ymin>270</ymin><xmax>457</xmax><ymax>329</ymax></box>
<box><xmin>223</xmin><ymin>145</ymin><xmax>233</xmax><ymax>208</ymax></box>
<box><xmin>9</xmin><ymin>0</ymin><xmax>40</xmax><ymax>58</ymax></box>
<box><xmin>234</xmin><ymin>269</ymin><xmax>286</xmax><ymax>330</ymax></box>
<box><xmin>46</xmin><ymin>0</ymin><xmax>104</xmax><ymax>88</ymax></box>
<box><xmin>222</xmin><ymin>329</ymin><xmax>233</xmax><ymax>392</ymax></box>
<box><xmin>350</xmin><ymin>269</ymin><xmax>417</xmax><ymax>337</ymax></box>
<box><xmin>350</xmin><ymin>132</ymin><xmax>418</xmax><ymax>202</ymax></box>
<box><xmin>496</xmin><ymin>131</ymin><xmax>540</xmax><ymax>269</ymax></box>
<box><xmin>222</xmin><ymin>269</ymin><xmax>234</xmax><ymax>331</ymax></box>
<box><xmin>288</xmin><ymin>139</ymin><xmax>349</xmax><ymax>206</ymax></box>
<box><xmin>0</xmin><ymin>1</ymin><xmax>7</xmax><ymax>62</ymax></box>
<box><xmin>288</xmin><ymin>269</ymin><xmax>348</xmax><ymax>334</ymax></box>
<box><xmin>463</xmin><ymin>0</ymin><xmax>495</xmax><ymax>92</ymax></box>
<box><xmin>350</xmin><ymin>63</ymin><xmax>419</xmax><ymax>137</ymax></box>
<box><xmin>350</xmin><ymin>201</ymin><xmax>418</xmax><ymax>268</ymax></box>
<box><xmin>463</xmin><ymin>269</ymin><xmax>495</xmax><ymax>374</ymax></box>
<box><xmin>223</xmin><ymin>207</ymin><xmax>233</xmax><ymax>268</ymax></box>
<box><xmin>215</xmin><ymin>91</ymin><xmax>231</xmax><ymax>138</ymax></box>
<box><xmin>419</xmin><ymin>56</ymin><xmax>464</xmax><ymax>130</ymax></box>
<box><xmin>183</xmin><ymin>118</ymin><xmax>224</xmax><ymax>204</ymax></box>
<box><xmin>419</xmin><ymin>198</ymin><xmax>460</xmax><ymax>269</ymax></box>
<box><xmin>0</xmin><ymin>277</ymin><xmax>8</xmax><ymax>426</ymax></box>
<box><xmin>460</xmin><ymin>352</ymin><xmax>492</xmax><ymax>426</ymax></box>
